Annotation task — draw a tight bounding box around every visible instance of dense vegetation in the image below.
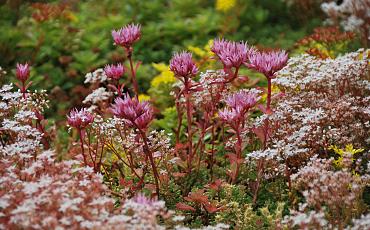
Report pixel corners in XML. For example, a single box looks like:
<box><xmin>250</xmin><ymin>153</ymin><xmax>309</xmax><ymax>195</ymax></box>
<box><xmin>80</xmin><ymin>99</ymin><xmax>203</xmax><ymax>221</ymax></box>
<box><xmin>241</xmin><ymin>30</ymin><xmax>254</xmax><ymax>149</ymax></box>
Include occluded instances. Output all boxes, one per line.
<box><xmin>0</xmin><ymin>0</ymin><xmax>369</xmax><ymax>229</ymax></box>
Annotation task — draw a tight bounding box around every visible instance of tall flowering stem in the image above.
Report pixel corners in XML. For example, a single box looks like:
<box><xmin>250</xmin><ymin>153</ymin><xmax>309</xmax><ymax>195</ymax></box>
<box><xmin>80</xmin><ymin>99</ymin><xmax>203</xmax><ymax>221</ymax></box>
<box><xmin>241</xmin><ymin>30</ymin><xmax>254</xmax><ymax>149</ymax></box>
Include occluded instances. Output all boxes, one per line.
<box><xmin>110</xmin><ymin>94</ymin><xmax>160</xmax><ymax>197</ymax></box>
<box><xmin>211</xmin><ymin>38</ymin><xmax>254</xmax><ymax>83</ymax></box>
<box><xmin>170</xmin><ymin>52</ymin><xmax>198</xmax><ymax>173</ymax></box>
<box><xmin>67</xmin><ymin>108</ymin><xmax>94</xmax><ymax>167</ymax></box>
<box><xmin>219</xmin><ymin>90</ymin><xmax>259</xmax><ymax>183</ymax></box>
<box><xmin>245</xmin><ymin>49</ymin><xmax>288</xmax><ymax>204</ymax></box>
<box><xmin>246</xmin><ymin>49</ymin><xmax>288</xmax><ymax>110</ymax></box>
<box><xmin>112</xmin><ymin>23</ymin><xmax>141</xmax><ymax>97</ymax></box>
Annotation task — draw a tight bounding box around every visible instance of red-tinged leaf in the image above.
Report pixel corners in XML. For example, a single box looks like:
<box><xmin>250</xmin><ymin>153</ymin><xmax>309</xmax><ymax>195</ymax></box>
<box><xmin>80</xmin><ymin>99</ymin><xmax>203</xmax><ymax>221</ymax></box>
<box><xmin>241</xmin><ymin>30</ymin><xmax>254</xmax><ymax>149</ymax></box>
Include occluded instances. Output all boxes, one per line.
<box><xmin>107</xmin><ymin>84</ymin><xmax>118</xmax><ymax>92</ymax></box>
<box><xmin>226</xmin><ymin>153</ymin><xmax>237</xmax><ymax>164</ymax></box>
<box><xmin>208</xmin><ymin>179</ymin><xmax>223</xmax><ymax>191</ymax></box>
<box><xmin>173</xmin><ymin>172</ymin><xmax>186</xmax><ymax>178</ymax></box>
<box><xmin>144</xmin><ymin>183</ymin><xmax>156</xmax><ymax>192</ymax></box>
<box><xmin>119</xmin><ymin>178</ymin><xmax>133</xmax><ymax>187</ymax></box>
<box><xmin>258</xmin><ymin>104</ymin><xmax>267</xmax><ymax>114</ymax></box>
<box><xmin>237</xmin><ymin>75</ymin><xmax>249</xmax><ymax>83</ymax></box>
<box><xmin>226</xmin><ymin>169</ymin><xmax>233</xmax><ymax>178</ymax></box>
<box><xmin>253</xmin><ymin>127</ymin><xmax>265</xmax><ymax>143</ymax></box>
<box><xmin>176</xmin><ymin>203</ymin><xmax>196</xmax><ymax>212</ymax></box>
<box><xmin>135</xmin><ymin>61</ymin><xmax>142</xmax><ymax>72</ymax></box>
<box><xmin>206</xmin><ymin>149</ymin><xmax>217</xmax><ymax>155</ymax></box>
<box><xmin>25</xmin><ymin>81</ymin><xmax>33</xmax><ymax>90</ymax></box>
<box><xmin>237</xmin><ymin>158</ymin><xmax>245</xmax><ymax>164</ymax></box>
<box><xmin>15</xmin><ymin>82</ymin><xmax>21</xmax><ymax>89</ymax></box>
<box><xmin>258</xmin><ymin>104</ymin><xmax>273</xmax><ymax>115</ymax></box>
<box><xmin>185</xmin><ymin>190</ymin><xmax>209</xmax><ymax>204</ymax></box>
<box><xmin>204</xmin><ymin>203</ymin><xmax>222</xmax><ymax>213</ymax></box>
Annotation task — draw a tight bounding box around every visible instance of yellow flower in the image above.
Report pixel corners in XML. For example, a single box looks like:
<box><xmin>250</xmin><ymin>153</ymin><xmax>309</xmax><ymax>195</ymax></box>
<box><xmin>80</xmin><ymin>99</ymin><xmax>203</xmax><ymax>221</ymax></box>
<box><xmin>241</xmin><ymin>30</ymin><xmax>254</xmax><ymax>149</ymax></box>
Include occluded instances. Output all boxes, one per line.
<box><xmin>138</xmin><ymin>94</ymin><xmax>150</xmax><ymax>102</ymax></box>
<box><xmin>150</xmin><ymin>63</ymin><xmax>176</xmax><ymax>88</ymax></box>
<box><xmin>329</xmin><ymin>144</ymin><xmax>364</xmax><ymax>168</ymax></box>
<box><xmin>187</xmin><ymin>46</ymin><xmax>207</xmax><ymax>57</ymax></box>
<box><xmin>216</xmin><ymin>0</ymin><xmax>236</xmax><ymax>12</ymax></box>
<box><xmin>261</xmin><ymin>84</ymin><xmax>280</xmax><ymax>102</ymax></box>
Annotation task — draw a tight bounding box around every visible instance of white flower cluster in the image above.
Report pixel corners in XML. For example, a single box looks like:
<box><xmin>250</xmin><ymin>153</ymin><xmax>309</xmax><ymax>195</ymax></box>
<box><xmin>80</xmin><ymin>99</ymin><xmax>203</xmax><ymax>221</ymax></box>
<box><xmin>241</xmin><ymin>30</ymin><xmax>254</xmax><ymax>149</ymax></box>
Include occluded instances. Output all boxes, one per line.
<box><xmin>84</xmin><ymin>68</ymin><xmax>108</xmax><ymax>84</ymax></box>
<box><xmin>321</xmin><ymin>0</ymin><xmax>370</xmax><ymax>39</ymax></box>
<box><xmin>283</xmin><ymin>155</ymin><xmax>369</xmax><ymax>229</ymax></box>
<box><xmin>83</xmin><ymin>87</ymin><xmax>112</xmax><ymax>105</ymax></box>
<box><xmin>249</xmin><ymin>49</ymin><xmax>369</xmax><ymax>162</ymax></box>
<box><xmin>0</xmin><ymin>77</ymin><xmax>181</xmax><ymax>230</ymax></box>
<box><xmin>193</xmin><ymin>70</ymin><xmax>229</xmax><ymax>108</ymax></box>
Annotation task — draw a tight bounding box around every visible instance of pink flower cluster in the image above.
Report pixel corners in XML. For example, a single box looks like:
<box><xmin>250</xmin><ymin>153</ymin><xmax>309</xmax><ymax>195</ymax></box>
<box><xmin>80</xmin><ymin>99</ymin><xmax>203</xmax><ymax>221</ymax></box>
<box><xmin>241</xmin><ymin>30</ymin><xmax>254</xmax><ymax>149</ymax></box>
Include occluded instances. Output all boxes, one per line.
<box><xmin>219</xmin><ymin>90</ymin><xmax>260</xmax><ymax>127</ymax></box>
<box><xmin>110</xmin><ymin>94</ymin><xmax>153</xmax><ymax>129</ymax></box>
<box><xmin>212</xmin><ymin>38</ymin><xmax>253</xmax><ymax>69</ymax></box>
<box><xmin>169</xmin><ymin>51</ymin><xmax>198</xmax><ymax>78</ymax></box>
<box><xmin>67</xmin><ymin>108</ymin><xmax>94</xmax><ymax>130</ymax></box>
<box><xmin>104</xmin><ymin>63</ymin><xmax>125</xmax><ymax>80</ymax></box>
<box><xmin>112</xmin><ymin>23</ymin><xmax>141</xmax><ymax>48</ymax></box>
<box><xmin>246</xmin><ymin>50</ymin><xmax>288</xmax><ymax>78</ymax></box>
<box><xmin>16</xmin><ymin>63</ymin><xmax>30</xmax><ymax>82</ymax></box>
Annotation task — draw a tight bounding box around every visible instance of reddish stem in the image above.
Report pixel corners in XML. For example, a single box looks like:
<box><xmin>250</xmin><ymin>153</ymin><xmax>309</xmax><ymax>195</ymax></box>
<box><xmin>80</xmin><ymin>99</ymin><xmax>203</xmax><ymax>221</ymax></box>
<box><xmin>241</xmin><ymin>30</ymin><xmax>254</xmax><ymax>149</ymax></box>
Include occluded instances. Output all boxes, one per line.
<box><xmin>21</xmin><ymin>81</ymin><xmax>26</xmax><ymax>99</ymax></box>
<box><xmin>184</xmin><ymin>77</ymin><xmax>193</xmax><ymax>173</ymax></box>
<box><xmin>78</xmin><ymin>129</ymin><xmax>88</xmax><ymax>166</ymax></box>
<box><xmin>267</xmin><ymin>77</ymin><xmax>272</xmax><ymax>110</ymax></box>
<box><xmin>232</xmin><ymin>127</ymin><xmax>242</xmax><ymax>184</ymax></box>
<box><xmin>137</xmin><ymin>128</ymin><xmax>160</xmax><ymax>197</ymax></box>
<box><xmin>128</xmin><ymin>54</ymin><xmax>139</xmax><ymax>97</ymax></box>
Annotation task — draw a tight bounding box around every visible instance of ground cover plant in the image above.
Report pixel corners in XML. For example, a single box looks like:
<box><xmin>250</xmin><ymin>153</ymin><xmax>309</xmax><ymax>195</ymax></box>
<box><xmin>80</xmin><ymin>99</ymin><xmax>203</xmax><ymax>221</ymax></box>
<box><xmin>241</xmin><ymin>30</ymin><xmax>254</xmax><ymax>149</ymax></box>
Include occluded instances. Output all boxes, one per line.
<box><xmin>0</xmin><ymin>0</ymin><xmax>369</xmax><ymax>229</ymax></box>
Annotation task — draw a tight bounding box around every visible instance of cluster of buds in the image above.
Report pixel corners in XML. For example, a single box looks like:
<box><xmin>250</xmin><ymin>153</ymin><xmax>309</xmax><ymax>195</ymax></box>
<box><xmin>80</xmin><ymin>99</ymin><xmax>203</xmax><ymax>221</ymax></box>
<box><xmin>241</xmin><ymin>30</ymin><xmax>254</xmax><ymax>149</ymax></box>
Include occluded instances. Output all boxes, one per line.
<box><xmin>219</xmin><ymin>90</ymin><xmax>260</xmax><ymax>183</ymax></box>
<box><xmin>169</xmin><ymin>51</ymin><xmax>198</xmax><ymax>79</ymax></box>
<box><xmin>111</xmin><ymin>23</ymin><xmax>142</xmax><ymax>96</ymax></box>
<box><xmin>67</xmin><ymin>108</ymin><xmax>94</xmax><ymax>166</ymax></box>
<box><xmin>211</xmin><ymin>38</ymin><xmax>254</xmax><ymax>70</ymax></box>
<box><xmin>219</xmin><ymin>90</ymin><xmax>260</xmax><ymax>129</ymax></box>
<box><xmin>67</xmin><ymin>108</ymin><xmax>94</xmax><ymax>130</ymax></box>
<box><xmin>104</xmin><ymin>63</ymin><xmax>125</xmax><ymax>80</ymax></box>
<box><xmin>246</xmin><ymin>49</ymin><xmax>288</xmax><ymax>110</ymax></box>
<box><xmin>110</xmin><ymin>93</ymin><xmax>153</xmax><ymax>130</ymax></box>
<box><xmin>246</xmin><ymin>50</ymin><xmax>288</xmax><ymax>79</ymax></box>
<box><xmin>104</xmin><ymin>63</ymin><xmax>126</xmax><ymax>96</ymax></box>
<box><xmin>112</xmin><ymin>23</ymin><xmax>141</xmax><ymax>50</ymax></box>
<box><xmin>15</xmin><ymin>63</ymin><xmax>32</xmax><ymax>99</ymax></box>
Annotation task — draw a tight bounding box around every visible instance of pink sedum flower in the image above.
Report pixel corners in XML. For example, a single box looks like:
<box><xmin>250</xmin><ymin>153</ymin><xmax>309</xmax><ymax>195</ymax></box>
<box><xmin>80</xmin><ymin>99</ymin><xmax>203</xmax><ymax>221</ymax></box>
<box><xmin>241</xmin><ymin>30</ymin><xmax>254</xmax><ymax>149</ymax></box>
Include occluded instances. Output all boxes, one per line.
<box><xmin>16</xmin><ymin>63</ymin><xmax>30</xmax><ymax>82</ymax></box>
<box><xmin>219</xmin><ymin>108</ymin><xmax>240</xmax><ymax>123</ymax></box>
<box><xmin>212</xmin><ymin>38</ymin><xmax>254</xmax><ymax>69</ymax></box>
<box><xmin>224</xmin><ymin>90</ymin><xmax>259</xmax><ymax>111</ymax></box>
<box><xmin>112</xmin><ymin>23</ymin><xmax>141</xmax><ymax>48</ymax></box>
<box><xmin>219</xmin><ymin>90</ymin><xmax>260</xmax><ymax>125</ymax></box>
<box><xmin>104</xmin><ymin>63</ymin><xmax>125</xmax><ymax>80</ymax></box>
<box><xmin>133</xmin><ymin>193</ymin><xmax>154</xmax><ymax>206</ymax></box>
<box><xmin>67</xmin><ymin>108</ymin><xmax>94</xmax><ymax>129</ymax></box>
<box><xmin>246</xmin><ymin>50</ymin><xmax>288</xmax><ymax>78</ymax></box>
<box><xmin>169</xmin><ymin>51</ymin><xmax>198</xmax><ymax>78</ymax></box>
<box><xmin>111</xmin><ymin>94</ymin><xmax>153</xmax><ymax>129</ymax></box>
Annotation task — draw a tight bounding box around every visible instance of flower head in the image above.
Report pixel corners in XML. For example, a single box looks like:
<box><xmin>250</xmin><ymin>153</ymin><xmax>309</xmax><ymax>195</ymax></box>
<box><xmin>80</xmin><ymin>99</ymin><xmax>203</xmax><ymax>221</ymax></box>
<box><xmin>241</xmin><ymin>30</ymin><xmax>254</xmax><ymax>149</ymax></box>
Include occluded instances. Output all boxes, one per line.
<box><xmin>104</xmin><ymin>63</ymin><xmax>125</xmax><ymax>80</ymax></box>
<box><xmin>246</xmin><ymin>50</ymin><xmax>288</xmax><ymax>78</ymax></box>
<box><xmin>16</xmin><ymin>63</ymin><xmax>30</xmax><ymax>82</ymax></box>
<box><xmin>219</xmin><ymin>90</ymin><xmax>260</xmax><ymax>125</ymax></box>
<box><xmin>133</xmin><ymin>193</ymin><xmax>154</xmax><ymax>206</ymax></box>
<box><xmin>67</xmin><ymin>108</ymin><xmax>94</xmax><ymax>129</ymax></box>
<box><xmin>112</xmin><ymin>23</ymin><xmax>141</xmax><ymax>48</ymax></box>
<box><xmin>219</xmin><ymin>108</ymin><xmax>240</xmax><ymax>123</ymax></box>
<box><xmin>110</xmin><ymin>94</ymin><xmax>153</xmax><ymax>129</ymax></box>
<box><xmin>224</xmin><ymin>90</ymin><xmax>260</xmax><ymax>111</ymax></box>
<box><xmin>169</xmin><ymin>51</ymin><xmax>198</xmax><ymax>78</ymax></box>
<box><xmin>211</xmin><ymin>38</ymin><xmax>254</xmax><ymax>69</ymax></box>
